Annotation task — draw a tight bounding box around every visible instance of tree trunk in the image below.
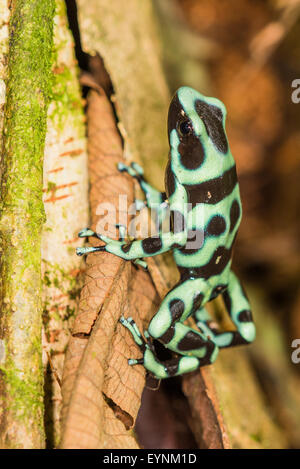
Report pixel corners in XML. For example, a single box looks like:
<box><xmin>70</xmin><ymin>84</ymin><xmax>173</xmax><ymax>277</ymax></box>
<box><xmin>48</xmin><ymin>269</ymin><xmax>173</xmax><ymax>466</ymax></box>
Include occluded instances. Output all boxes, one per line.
<box><xmin>0</xmin><ymin>0</ymin><xmax>55</xmax><ymax>449</ymax></box>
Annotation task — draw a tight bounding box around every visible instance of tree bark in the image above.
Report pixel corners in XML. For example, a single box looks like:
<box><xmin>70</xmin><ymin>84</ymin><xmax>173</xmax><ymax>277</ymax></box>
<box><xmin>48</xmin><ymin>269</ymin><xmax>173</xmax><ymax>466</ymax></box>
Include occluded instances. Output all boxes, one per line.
<box><xmin>42</xmin><ymin>0</ymin><xmax>89</xmax><ymax>448</ymax></box>
<box><xmin>0</xmin><ymin>0</ymin><xmax>55</xmax><ymax>449</ymax></box>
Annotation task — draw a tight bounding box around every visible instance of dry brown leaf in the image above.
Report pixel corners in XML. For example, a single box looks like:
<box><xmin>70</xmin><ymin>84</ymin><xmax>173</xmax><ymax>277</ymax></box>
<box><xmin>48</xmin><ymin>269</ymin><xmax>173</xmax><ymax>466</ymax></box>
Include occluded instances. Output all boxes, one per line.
<box><xmin>103</xmin><ymin>267</ymin><xmax>160</xmax><ymax>423</ymax></box>
<box><xmin>60</xmin><ymin>87</ymin><xmax>159</xmax><ymax>448</ymax></box>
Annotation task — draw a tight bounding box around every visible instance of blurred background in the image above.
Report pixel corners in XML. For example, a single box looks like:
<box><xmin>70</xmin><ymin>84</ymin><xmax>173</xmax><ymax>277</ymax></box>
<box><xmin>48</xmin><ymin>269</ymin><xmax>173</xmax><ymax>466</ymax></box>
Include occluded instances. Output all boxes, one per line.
<box><xmin>133</xmin><ymin>0</ymin><xmax>300</xmax><ymax>448</ymax></box>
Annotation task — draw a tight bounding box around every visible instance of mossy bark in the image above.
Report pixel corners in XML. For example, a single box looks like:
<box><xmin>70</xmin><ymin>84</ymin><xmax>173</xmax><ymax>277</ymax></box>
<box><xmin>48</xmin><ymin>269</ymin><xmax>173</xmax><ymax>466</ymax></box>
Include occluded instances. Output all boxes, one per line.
<box><xmin>0</xmin><ymin>0</ymin><xmax>55</xmax><ymax>449</ymax></box>
<box><xmin>42</xmin><ymin>0</ymin><xmax>88</xmax><ymax>448</ymax></box>
<box><xmin>0</xmin><ymin>1</ymin><xmax>10</xmax><ymax>145</ymax></box>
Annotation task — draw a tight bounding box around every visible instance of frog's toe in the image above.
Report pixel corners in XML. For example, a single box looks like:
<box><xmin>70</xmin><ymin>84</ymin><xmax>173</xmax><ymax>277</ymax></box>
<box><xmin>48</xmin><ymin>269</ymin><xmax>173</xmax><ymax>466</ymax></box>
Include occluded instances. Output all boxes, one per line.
<box><xmin>76</xmin><ymin>247</ymin><xmax>87</xmax><ymax>256</ymax></box>
<box><xmin>119</xmin><ymin>315</ymin><xmax>134</xmax><ymax>330</ymax></box>
<box><xmin>120</xmin><ymin>315</ymin><xmax>146</xmax><ymax>348</ymax></box>
<box><xmin>76</xmin><ymin>245</ymin><xmax>106</xmax><ymax>256</ymax></box>
<box><xmin>130</xmin><ymin>162</ymin><xmax>144</xmax><ymax>175</ymax></box>
<box><xmin>115</xmin><ymin>223</ymin><xmax>127</xmax><ymax>241</ymax></box>
<box><xmin>117</xmin><ymin>162</ymin><xmax>129</xmax><ymax>172</ymax></box>
<box><xmin>78</xmin><ymin>228</ymin><xmax>105</xmax><ymax>241</ymax></box>
<box><xmin>119</xmin><ymin>315</ymin><xmax>127</xmax><ymax>324</ymax></box>
<box><xmin>128</xmin><ymin>358</ymin><xmax>144</xmax><ymax>366</ymax></box>
<box><xmin>78</xmin><ymin>228</ymin><xmax>95</xmax><ymax>238</ymax></box>
<box><xmin>133</xmin><ymin>259</ymin><xmax>148</xmax><ymax>270</ymax></box>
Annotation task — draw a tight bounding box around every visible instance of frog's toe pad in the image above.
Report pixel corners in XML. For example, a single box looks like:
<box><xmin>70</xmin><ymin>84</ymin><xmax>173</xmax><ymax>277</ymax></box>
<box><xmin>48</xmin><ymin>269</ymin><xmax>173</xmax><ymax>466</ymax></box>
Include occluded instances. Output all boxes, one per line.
<box><xmin>128</xmin><ymin>358</ymin><xmax>144</xmax><ymax>366</ymax></box>
<box><xmin>76</xmin><ymin>247</ymin><xmax>88</xmax><ymax>256</ymax></box>
<box><xmin>117</xmin><ymin>162</ymin><xmax>128</xmax><ymax>172</ymax></box>
<box><xmin>119</xmin><ymin>315</ymin><xmax>134</xmax><ymax>328</ymax></box>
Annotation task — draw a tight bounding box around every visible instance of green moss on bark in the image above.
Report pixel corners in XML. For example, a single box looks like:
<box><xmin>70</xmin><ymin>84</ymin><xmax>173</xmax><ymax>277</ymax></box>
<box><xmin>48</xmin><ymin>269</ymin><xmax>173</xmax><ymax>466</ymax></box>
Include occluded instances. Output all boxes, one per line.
<box><xmin>0</xmin><ymin>0</ymin><xmax>55</xmax><ymax>449</ymax></box>
<box><xmin>47</xmin><ymin>0</ymin><xmax>85</xmax><ymax>134</ymax></box>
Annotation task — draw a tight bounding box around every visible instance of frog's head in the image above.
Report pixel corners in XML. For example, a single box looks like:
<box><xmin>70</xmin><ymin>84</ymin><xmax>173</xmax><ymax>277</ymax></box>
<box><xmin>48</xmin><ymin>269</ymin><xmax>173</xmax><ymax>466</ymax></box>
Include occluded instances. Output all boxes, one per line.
<box><xmin>167</xmin><ymin>86</ymin><xmax>231</xmax><ymax>177</ymax></box>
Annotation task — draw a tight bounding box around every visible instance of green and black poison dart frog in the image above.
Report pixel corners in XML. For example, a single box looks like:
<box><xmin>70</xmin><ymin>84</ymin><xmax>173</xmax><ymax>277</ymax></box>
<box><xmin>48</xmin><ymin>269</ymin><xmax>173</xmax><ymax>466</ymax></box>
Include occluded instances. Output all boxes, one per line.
<box><xmin>77</xmin><ymin>86</ymin><xmax>256</xmax><ymax>379</ymax></box>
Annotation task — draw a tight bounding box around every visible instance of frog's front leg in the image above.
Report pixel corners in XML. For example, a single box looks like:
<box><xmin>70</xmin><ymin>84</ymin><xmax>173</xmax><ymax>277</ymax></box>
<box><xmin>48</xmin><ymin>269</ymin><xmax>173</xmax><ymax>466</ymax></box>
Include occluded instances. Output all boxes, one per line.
<box><xmin>120</xmin><ymin>278</ymin><xmax>219</xmax><ymax>379</ymax></box>
<box><xmin>210</xmin><ymin>271</ymin><xmax>256</xmax><ymax>348</ymax></box>
<box><xmin>76</xmin><ymin>228</ymin><xmax>187</xmax><ymax>260</ymax></box>
<box><xmin>118</xmin><ymin>162</ymin><xmax>166</xmax><ymax>209</ymax></box>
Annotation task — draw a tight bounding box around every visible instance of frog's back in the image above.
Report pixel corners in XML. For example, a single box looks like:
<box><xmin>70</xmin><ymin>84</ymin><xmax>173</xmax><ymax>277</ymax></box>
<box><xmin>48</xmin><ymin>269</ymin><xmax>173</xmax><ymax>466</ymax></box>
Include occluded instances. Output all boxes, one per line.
<box><xmin>166</xmin><ymin>86</ymin><xmax>242</xmax><ymax>284</ymax></box>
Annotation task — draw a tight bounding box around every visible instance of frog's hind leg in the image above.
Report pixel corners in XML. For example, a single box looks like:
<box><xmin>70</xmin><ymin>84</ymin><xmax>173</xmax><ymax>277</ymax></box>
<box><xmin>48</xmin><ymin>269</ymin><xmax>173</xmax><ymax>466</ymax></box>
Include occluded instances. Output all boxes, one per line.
<box><xmin>120</xmin><ymin>315</ymin><xmax>217</xmax><ymax>380</ymax></box>
<box><xmin>120</xmin><ymin>278</ymin><xmax>219</xmax><ymax>379</ymax></box>
<box><xmin>211</xmin><ymin>271</ymin><xmax>256</xmax><ymax>348</ymax></box>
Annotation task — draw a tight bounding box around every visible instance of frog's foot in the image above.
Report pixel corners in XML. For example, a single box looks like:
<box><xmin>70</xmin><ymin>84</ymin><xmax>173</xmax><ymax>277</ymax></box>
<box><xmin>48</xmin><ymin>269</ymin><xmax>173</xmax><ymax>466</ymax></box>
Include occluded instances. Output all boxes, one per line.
<box><xmin>120</xmin><ymin>315</ymin><xmax>149</xmax><ymax>358</ymax></box>
<box><xmin>77</xmin><ymin>226</ymin><xmax>148</xmax><ymax>268</ymax></box>
<box><xmin>76</xmin><ymin>229</ymin><xmax>124</xmax><ymax>257</ymax></box>
<box><xmin>117</xmin><ymin>161</ymin><xmax>144</xmax><ymax>179</ymax></box>
<box><xmin>76</xmin><ymin>228</ymin><xmax>104</xmax><ymax>256</ymax></box>
<box><xmin>194</xmin><ymin>307</ymin><xmax>220</xmax><ymax>343</ymax></box>
<box><xmin>195</xmin><ymin>310</ymin><xmax>253</xmax><ymax>349</ymax></box>
<box><xmin>196</xmin><ymin>320</ymin><xmax>219</xmax><ymax>342</ymax></box>
<box><xmin>115</xmin><ymin>225</ymin><xmax>147</xmax><ymax>269</ymax></box>
<box><xmin>120</xmin><ymin>316</ymin><xmax>217</xmax><ymax>380</ymax></box>
<box><xmin>120</xmin><ymin>316</ymin><xmax>165</xmax><ymax>378</ymax></box>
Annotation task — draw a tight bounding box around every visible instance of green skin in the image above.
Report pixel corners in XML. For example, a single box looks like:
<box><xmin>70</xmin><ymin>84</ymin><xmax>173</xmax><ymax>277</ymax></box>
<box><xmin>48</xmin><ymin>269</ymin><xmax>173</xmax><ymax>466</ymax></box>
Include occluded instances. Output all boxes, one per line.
<box><xmin>77</xmin><ymin>86</ymin><xmax>256</xmax><ymax>379</ymax></box>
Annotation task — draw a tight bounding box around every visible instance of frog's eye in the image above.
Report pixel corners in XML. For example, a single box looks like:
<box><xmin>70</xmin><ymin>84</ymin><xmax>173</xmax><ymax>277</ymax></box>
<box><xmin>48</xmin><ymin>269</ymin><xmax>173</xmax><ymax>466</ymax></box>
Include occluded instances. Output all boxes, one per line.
<box><xmin>178</xmin><ymin>119</ymin><xmax>193</xmax><ymax>137</ymax></box>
